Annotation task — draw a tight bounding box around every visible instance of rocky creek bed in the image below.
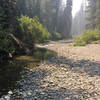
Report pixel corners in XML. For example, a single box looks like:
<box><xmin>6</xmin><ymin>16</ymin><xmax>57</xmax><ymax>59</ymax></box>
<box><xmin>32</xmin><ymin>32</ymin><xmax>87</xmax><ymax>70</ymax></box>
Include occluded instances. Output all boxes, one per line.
<box><xmin>0</xmin><ymin>41</ymin><xmax>100</xmax><ymax>100</ymax></box>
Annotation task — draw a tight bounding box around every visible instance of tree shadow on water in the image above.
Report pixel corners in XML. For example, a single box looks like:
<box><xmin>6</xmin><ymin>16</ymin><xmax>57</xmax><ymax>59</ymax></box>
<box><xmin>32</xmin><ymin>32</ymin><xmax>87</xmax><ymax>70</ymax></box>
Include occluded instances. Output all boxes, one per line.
<box><xmin>0</xmin><ymin>62</ymin><xmax>24</xmax><ymax>97</ymax></box>
<box><xmin>0</xmin><ymin>47</ymin><xmax>100</xmax><ymax>99</ymax></box>
<box><xmin>0</xmin><ymin>48</ymin><xmax>57</xmax><ymax>97</ymax></box>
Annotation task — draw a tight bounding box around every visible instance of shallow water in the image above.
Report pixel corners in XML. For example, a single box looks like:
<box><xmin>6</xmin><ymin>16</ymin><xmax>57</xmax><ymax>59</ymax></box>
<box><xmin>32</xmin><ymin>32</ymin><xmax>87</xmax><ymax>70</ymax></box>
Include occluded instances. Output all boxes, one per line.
<box><xmin>0</xmin><ymin>48</ymin><xmax>57</xmax><ymax>97</ymax></box>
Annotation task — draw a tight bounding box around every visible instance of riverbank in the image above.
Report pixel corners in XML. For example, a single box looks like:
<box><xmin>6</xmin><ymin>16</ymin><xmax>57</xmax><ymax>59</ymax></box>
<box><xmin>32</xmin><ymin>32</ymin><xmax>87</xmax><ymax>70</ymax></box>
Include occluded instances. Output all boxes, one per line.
<box><xmin>0</xmin><ymin>41</ymin><xmax>100</xmax><ymax>100</ymax></box>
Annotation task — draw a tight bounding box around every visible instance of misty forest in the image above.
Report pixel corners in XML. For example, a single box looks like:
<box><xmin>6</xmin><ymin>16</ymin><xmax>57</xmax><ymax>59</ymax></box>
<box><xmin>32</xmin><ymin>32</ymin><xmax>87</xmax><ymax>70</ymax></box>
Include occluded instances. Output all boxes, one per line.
<box><xmin>0</xmin><ymin>0</ymin><xmax>100</xmax><ymax>99</ymax></box>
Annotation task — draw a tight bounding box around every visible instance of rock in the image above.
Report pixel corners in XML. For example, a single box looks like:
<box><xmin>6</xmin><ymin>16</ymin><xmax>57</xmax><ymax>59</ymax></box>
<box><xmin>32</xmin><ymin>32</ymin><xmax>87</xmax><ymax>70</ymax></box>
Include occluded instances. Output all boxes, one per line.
<box><xmin>1</xmin><ymin>42</ymin><xmax>99</xmax><ymax>100</ymax></box>
<box><xmin>27</xmin><ymin>91</ymin><xmax>32</xmax><ymax>96</ymax></box>
<box><xmin>4</xmin><ymin>96</ymin><xmax>10</xmax><ymax>100</ymax></box>
<box><xmin>22</xmin><ymin>92</ymin><xmax>27</xmax><ymax>97</ymax></box>
<box><xmin>0</xmin><ymin>98</ymin><xmax>5</xmax><ymax>100</ymax></box>
<box><xmin>8</xmin><ymin>91</ymin><xmax>13</xmax><ymax>95</ymax></box>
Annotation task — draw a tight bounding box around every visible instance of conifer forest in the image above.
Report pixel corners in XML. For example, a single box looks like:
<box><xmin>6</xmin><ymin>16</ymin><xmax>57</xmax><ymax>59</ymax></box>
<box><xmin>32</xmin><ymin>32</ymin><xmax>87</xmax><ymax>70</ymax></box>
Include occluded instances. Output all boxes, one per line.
<box><xmin>0</xmin><ymin>0</ymin><xmax>100</xmax><ymax>99</ymax></box>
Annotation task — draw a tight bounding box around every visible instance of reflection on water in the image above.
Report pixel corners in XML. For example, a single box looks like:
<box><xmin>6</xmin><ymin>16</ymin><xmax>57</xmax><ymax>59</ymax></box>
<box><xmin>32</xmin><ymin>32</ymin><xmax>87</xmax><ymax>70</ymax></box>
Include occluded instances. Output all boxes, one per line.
<box><xmin>33</xmin><ymin>48</ymin><xmax>57</xmax><ymax>60</ymax></box>
<box><xmin>0</xmin><ymin>48</ymin><xmax>57</xmax><ymax>97</ymax></box>
<box><xmin>0</xmin><ymin>62</ymin><xmax>23</xmax><ymax>96</ymax></box>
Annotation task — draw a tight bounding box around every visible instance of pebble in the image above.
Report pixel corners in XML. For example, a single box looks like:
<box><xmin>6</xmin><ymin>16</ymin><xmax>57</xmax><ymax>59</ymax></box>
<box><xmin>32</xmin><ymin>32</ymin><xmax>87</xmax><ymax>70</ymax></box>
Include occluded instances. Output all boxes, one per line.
<box><xmin>1</xmin><ymin>42</ymin><xmax>100</xmax><ymax>100</ymax></box>
<box><xmin>8</xmin><ymin>91</ymin><xmax>13</xmax><ymax>95</ymax></box>
<box><xmin>27</xmin><ymin>92</ymin><xmax>32</xmax><ymax>96</ymax></box>
<box><xmin>4</xmin><ymin>96</ymin><xmax>10</xmax><ymax>100</ymax></box>
<box><xmin>0</xmin><ymin>98</ymin><xmax>5</xmax><ymax>100</ymax></box>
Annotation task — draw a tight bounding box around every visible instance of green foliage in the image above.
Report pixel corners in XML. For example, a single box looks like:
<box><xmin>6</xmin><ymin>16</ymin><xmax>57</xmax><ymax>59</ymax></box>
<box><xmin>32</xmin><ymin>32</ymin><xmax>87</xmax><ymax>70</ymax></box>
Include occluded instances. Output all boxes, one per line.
<box><xmin>87</xmin><ymin>0</ymin><xmax>100</xmax><ymax>30</ymax></box>
<box><xmin>0</xmin><ymin>0</ymin><xmax>17</xmax><ymax>54</ymax></box>
<box><xmin>0</xmin><ymin>27</ymin><xmax>15</xmax><ymax>53</ymax></box>
<box><xmin>0</xmin><ymin>0</ymin><xmax>18</xmax><ymax>32</ymax></box>
<box><xmin>92</xmin><ymin>40</ymin><xmax>100</xmax><ymax>44</ymax></box>
<box><xmin>51</xmin><ymin>31</ymin><xmax>62</xmax><ymax>40</ymax></box>
<box><xmin>74</xmin><ymin>42</ymin><xmax>86</xmax><ymax>46</ymax></box>
<box><xmin>74</xmin><ymin>29</ymin><xmax>100</xmax><ymax>46</ymax></box>
<box><xmin>18</xmin><ymin>15</ymin><xmax>50</xmax><ymax>44</ymax></box>
<box><xmin>16</xmin><ymin>0</ymin><xmax>72</xmax><ymax>40</ymax></box>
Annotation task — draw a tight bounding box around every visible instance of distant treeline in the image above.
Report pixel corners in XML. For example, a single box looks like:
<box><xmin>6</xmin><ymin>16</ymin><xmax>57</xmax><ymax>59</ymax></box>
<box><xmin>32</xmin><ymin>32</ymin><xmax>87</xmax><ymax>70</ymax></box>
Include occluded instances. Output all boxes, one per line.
<box><xmin>74</xmin><ymin>0</ymin><xmax>100</xmax><ymax>46</ymax></box>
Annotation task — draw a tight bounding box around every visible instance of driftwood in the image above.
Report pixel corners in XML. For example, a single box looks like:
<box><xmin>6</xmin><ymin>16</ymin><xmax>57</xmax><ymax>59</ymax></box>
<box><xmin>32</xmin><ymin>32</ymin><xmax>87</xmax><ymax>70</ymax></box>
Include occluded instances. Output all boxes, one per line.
<box><xmin>0</xmin><ymin>34</ymin><xmax>35</xmax><ymax>61</ymax></box>
<box><xmin>8</xmin><ymin>34</ymin><xmax>34</xmax><ymax>55</ymax></box>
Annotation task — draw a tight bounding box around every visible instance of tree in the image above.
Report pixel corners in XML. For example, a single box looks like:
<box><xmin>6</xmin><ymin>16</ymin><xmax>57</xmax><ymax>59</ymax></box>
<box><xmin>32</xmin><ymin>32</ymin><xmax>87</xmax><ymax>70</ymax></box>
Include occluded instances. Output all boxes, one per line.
<box><xmin>95</xmin><ymin>0</ymin><xmax>100</xmax><ymax>29</ymax></box>
<box><xmin>57</xmin><ymin>0</ymin><xmax>72</xmax><ymax>38</ymax></box>
<box><xmin>64</xmin><ymin>0</ymin><xmax>72</xmax><ymax>37</ymax></box>
<box><xmin>0</xmin><ymin>0</ymin><xmax>18</xmax><ymax>55</ymax></box>
<box><xmin>86</xmin><ymin>0</ymin><xmax>97</xmax><ymax>29</ymax></box>
<box><xmin>72</xmin><ymin>2</ymin><xmax>86</xmax><ymax>36</ymax></box>
<box><xmin>18</xmin><ymin>16</ymin><xmax>50</xmax><ymax>44</ymax></box>
<box><xmin>0</xmin><ymin>0</ymin><xmax>18</xmax><ymax>32</ymax></box>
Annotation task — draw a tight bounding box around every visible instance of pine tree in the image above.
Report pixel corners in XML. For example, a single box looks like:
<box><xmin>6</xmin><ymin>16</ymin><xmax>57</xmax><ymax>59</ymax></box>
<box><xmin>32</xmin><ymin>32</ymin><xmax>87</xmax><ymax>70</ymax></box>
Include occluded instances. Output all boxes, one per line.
<box><xmin>95</xmin><ymin>0</ymin><xmax>100</xmax><ymax>29</ymax></box>
<box><xmin>0</xmin><ymin>0</ymin><xmax>18</xmax><ymax>32</ymax></box>
<box><xmin>86</xmin><ymin>0</ymin><xmax>100</xmax><ymax>29</ymax></box>
<box><xmin>72</xmin><ymin>2</ymin><xmax>86</xmax><ymax>35</ymax></box>
<box><xmin>61</xmin><ymin>0</ymin><xmax>72</xmax><ymax>38</ymax></box>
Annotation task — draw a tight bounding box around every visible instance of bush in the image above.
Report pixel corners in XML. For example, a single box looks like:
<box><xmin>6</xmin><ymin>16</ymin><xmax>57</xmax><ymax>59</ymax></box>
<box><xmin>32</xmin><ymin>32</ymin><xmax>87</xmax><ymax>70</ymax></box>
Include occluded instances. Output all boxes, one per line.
<box><xmin>51</xmin><ymin>31</ymin><xmax>62</xmax><ymax>40</ymax></box>
<box><xmin>74</xmin><ymin>42</ymin><xmax>86</xmax><ymax>46</ymax></box>
<box><xmin>18</xmin><ymin>15</ymin><xmax>50</xmax><ymax>44</ymax></box>
<box><xmin>74</xmin><ymin>29</ymin><xmax>100</xmax><ymax>46</ymax></box>
<box><xmin>92</xmin><ymin>40</ymin><xmax>100</xmax><ymax>44</ymax></box>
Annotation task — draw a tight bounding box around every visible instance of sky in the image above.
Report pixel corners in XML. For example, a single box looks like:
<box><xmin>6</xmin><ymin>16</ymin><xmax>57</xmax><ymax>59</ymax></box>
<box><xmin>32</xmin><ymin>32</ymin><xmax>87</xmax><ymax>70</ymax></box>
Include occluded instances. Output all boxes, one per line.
<box><xmin>72</xmin><ymin>0</ymin><xmax>83</xmax><ymax>17</ymax></box>
<box><xmin>63</xmin><ymin>0</ymin><xmax>83</xmax><ymax>17</ymax></box>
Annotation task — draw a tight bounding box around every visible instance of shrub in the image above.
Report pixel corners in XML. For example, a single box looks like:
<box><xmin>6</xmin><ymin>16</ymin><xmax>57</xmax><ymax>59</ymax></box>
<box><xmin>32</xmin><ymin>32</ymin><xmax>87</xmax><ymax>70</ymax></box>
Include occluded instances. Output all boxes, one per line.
<box><xmin>18</xmin><ymin>15</ymin><xmax>50</xmax><ymax>44</ymax></box>
<box><xmin>51</xmin><ymin>31</ymin><xmax>62</xmax><ymax>40</ymax></box>
<box><xmin>74</xmin><ymin>42</ymin><xmax>86</xmax><ymax>46</ymax></box>
<box><xmin>74</xmin><ymin>29</ymin><xmax>100</xmax><ymax>46</ymax></box>
<box><xmin>92</xmin><ymin>40</ymin><xmax>100</xmax><ymax>44</ymax></box>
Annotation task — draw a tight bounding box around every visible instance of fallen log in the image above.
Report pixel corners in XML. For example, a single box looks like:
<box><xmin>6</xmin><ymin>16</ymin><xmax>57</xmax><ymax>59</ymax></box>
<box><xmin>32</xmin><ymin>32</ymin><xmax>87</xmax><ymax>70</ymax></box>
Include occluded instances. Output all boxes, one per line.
<box><xmin>0</xmin><ymin>34</ymin><xmax>35</xmax><ymax>61</ymax></box>
<box><xmin>8</xmin><ymin>34</ymin><xmax>35</xmax><ymax>55</ymax></box>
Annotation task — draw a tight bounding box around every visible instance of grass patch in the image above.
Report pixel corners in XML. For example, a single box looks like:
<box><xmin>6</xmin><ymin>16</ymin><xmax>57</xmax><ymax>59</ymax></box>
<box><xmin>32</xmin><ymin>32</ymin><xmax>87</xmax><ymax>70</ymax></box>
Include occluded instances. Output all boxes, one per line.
<box><xmin>73</xmin><ymin>42</ymin><xmax>86</xmax><ymax>46</ymax></box>
<box><xmin>92</xmin><ymin>40</ymin><xmax>100</xmax><ymax>44</ymax></box>
<box><xmin>74</xmin><ymin>29</ymin><xmax>100</xmax><ymax>46</ymax></box>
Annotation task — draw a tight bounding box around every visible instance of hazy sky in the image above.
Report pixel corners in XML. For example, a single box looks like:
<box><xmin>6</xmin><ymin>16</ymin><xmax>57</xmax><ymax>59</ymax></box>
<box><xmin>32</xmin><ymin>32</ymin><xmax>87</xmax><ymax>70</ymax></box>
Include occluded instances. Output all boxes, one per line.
<box><xmin>63</xmin><ymin>0</ymin><xmax>83</xmax><ymax>17</ymax></box>
<box><xmin>72</xmin><ymin>0</ymin><xmax>83</xmax><ymax>17</ymax></box>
